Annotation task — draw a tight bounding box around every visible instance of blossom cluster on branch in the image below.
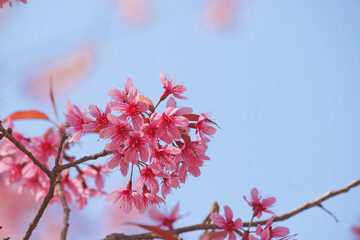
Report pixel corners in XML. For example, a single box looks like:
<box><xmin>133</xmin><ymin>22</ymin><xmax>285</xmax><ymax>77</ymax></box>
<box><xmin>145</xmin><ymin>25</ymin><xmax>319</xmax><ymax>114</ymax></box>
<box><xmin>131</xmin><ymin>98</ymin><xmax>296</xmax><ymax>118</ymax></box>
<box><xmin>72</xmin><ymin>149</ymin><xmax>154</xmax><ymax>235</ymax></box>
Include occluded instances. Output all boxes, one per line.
<box><xmin>0</xmin><ymin>70</ymin><xmax>217</xmax><ymax>214</ymax></box>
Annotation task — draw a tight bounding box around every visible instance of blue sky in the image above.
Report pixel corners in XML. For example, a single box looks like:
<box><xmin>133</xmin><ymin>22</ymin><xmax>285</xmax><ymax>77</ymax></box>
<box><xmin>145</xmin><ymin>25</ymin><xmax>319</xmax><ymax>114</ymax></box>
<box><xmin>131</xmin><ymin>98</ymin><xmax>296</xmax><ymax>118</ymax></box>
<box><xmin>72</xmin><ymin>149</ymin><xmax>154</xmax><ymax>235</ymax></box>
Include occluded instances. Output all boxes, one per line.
<box><xmin>1</xmin><ymin>0</ymin><xmax>360</xmax><ymax>239</ymax></box>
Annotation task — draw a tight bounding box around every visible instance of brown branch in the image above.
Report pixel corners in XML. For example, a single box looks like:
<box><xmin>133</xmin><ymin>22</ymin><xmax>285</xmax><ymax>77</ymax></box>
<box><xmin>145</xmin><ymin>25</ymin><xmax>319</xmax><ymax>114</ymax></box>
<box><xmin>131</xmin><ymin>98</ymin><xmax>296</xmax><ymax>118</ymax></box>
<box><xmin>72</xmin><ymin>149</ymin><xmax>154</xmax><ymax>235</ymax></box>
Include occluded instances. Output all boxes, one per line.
<box><xmin>104</xmin><ymin>178</ymin><xmax>360</xmax><ymax>240</ymax></box>
<box><xmin>0</xmin><ymin>122</ymin><xmax>52</xmax><ymax>178</ymax></box>
<box><xmin>55</xmin><ymin>134</ymin><xmax>68</xmax><ymax>168</ymax></box>
<box><xmin>55</xmin><ymin>176</ymin><xmax>71</xmax><ymax>240</ymax></box>
<box><xmin>23</xmin><ymin>176</ymin><xmax>57</xmax><ymax>240</ymax></box>
<box><xmin>55</xmin><ymin>149</ymin><xmax>111</xmax><ymax>171</ymax></box>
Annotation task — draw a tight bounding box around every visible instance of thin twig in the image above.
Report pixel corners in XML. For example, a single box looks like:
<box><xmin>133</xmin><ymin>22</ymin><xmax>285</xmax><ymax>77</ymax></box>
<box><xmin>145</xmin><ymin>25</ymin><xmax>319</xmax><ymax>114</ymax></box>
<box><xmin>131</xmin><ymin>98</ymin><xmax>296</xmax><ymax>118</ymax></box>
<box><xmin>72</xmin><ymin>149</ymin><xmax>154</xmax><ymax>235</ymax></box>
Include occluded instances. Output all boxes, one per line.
<box><xmin>55</xmin><ymin>150</ymin><xmax>111</xmax><ymax>171</ymax></box>
<box><xmin>0</xmin><ymin>122</ymin><xmax>52</xmax><ymax>178</ymax></box>
<box><xmin>104</xmin><ymin>178</ymin><xmax>360</xmax><ymax>240</ymax></box>
<box><xmin>23</xmin><ymin>177</ymin><xmax>57</xmax><ymax>240</ymax></box>
<box><xmin>55</xmin><ymin>176</ymin><xmax>71</xmax><ymax>240</ymax></box>
<box><xmin>55</xmin><ymin>134</ymin><xmax>68</xmax><ymax>168</ymax></box>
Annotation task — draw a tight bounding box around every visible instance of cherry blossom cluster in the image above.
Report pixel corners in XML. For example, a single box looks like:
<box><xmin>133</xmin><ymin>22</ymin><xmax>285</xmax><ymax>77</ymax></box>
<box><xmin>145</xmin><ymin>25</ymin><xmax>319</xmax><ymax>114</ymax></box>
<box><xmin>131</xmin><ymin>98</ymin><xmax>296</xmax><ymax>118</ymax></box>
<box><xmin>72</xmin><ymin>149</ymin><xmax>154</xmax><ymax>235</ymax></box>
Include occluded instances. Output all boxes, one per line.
<box><xmin>0</xmin><ymin>124</ymin><xmax>109</xmax><ymax>209</ymax></box>
<box><xmin>0</xmin><ymin>70</ymin><xmax>216</xmax><ymax>213</ymax></box>
<box><xmin>64</xmin><ymin>70</ymin><xmax>217</xmax><ymax>213</ymax></box>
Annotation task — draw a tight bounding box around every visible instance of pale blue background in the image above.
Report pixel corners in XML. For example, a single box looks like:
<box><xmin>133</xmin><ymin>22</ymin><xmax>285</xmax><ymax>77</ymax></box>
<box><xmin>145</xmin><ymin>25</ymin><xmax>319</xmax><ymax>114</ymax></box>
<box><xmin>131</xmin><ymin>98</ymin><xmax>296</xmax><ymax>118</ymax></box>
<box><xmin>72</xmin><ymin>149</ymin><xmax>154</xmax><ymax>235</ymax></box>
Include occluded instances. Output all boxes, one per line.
<box><xmin>0</xmin><ymin>0</ymin><xmax>360</xmax><ymax>239</ymax></box>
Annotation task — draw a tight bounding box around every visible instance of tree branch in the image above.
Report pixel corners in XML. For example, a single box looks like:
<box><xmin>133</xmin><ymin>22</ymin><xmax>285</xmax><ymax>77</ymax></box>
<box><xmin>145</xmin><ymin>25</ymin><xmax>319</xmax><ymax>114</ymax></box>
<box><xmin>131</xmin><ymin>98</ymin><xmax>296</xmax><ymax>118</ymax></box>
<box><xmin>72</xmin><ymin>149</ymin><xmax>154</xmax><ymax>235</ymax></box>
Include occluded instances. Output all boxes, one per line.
<box><xmin>23</xmin><ymin>177</ymin><xmax>57</xmax><ymax>240</ymax></box>
<box><xmin>55</xmin><ymin>176</ymin><xmax>71</xmax><ymax>240</ymax></box>
<box><xmin>103</xmin><ymin>178</ymin><xmax>360</xmax><ymax>240</ymax></box>
<box><xmin>55</xmin><ymin>149</ymin><xmax>111</xmax><ymax>171</ymax></box>
<box><xmin>0</xmin><ymin>122</ymin><xmax>52</xmax><ymax>178</ymax></box>
<box><xmin>55</xmin><ymin>134</ymin><xmax>68</xmax><ymax>168</ymax></box>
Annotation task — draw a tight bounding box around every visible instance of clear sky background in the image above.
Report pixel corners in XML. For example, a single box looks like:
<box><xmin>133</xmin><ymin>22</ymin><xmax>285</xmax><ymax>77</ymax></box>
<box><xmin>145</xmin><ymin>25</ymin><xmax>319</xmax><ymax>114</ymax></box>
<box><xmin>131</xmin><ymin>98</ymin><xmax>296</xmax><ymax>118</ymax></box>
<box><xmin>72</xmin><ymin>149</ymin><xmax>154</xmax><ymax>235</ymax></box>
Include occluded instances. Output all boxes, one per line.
<box><xmin>1</xmin><ymin>0</ymin><xmax>360</xmax><ymax>239</ymax></box>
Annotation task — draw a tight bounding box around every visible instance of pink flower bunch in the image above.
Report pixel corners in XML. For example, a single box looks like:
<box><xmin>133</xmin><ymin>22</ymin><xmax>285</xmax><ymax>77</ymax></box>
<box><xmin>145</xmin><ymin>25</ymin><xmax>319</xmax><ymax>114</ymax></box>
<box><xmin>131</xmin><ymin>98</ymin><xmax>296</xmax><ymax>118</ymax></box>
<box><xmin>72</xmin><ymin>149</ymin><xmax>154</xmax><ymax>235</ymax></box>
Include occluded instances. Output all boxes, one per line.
<box><xmin>63</xmin><ymin>71</ymin><xmax>217</xmax><ymax>213</ymax></box>
<box><xmin>0</xmin><ymin>129</ymin><xmax>55</xmax><ymax>201</ymax></box>
<box><xmin>0</xmin><ymin>122</ymin><xmax>110</xmax><ymax>209</ymax></box>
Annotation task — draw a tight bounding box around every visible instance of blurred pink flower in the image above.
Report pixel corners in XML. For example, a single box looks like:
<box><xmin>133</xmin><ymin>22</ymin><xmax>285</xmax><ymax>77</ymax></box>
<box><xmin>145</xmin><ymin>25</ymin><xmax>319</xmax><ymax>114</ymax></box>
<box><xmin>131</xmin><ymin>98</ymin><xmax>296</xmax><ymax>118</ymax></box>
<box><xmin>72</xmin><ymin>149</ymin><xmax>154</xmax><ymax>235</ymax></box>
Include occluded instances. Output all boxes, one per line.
<box><xmin>115</xmin><ymin>0</ymin><xmax>152</xmax><ymax>27</ymax></box>
<box><xmin>149</xmin><ymin>202</ymin><xmax>181</xmax><ymax>231</ymax></box>
<box><xmin>203</xmin><ymin>0</ymin><xmax>247</xmax><ymax>31</ymax></box>
<box><xmin>26</xmin><ymin>46</ymin><xmax>94</xmax><ymax>101</ymax></box>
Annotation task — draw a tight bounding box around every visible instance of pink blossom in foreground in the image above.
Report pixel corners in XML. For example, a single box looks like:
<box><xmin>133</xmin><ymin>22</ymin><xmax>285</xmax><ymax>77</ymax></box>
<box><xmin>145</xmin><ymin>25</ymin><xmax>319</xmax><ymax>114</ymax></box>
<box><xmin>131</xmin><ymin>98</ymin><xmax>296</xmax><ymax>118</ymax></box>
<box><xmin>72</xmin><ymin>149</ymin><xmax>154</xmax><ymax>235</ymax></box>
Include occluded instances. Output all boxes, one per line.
<box><xmin>110</xmin><ymin>86</ymin><xmax>149</xmax><ymax>130</ymax></box>
<box><xmin>195</xmin><ymin>112</ymin><xmax>217</xmax><ymax>148</ymax></box>
<box><xmin>149</xmin><ymin>202</ymin><xmax>181</xmax><ymax>231</ymax></box>
<box><xmin>255</xmin><ymin>216</ymin><xmax>291</xmax><ymax>240</ymax></box>
<box><xmin>99</xmin><ymin>113</ymin><xmax>132</xmax><ymax>148</ymax></box>
<box><xmin>65</xmin><ymin>100</ymin><xmax>87</xmax><ymax>142</ymax></box>
<box><xmin>151</xmin><ymin>103</ymin><xmax>189</xmax><ymax>143</ymax></box>
<box><xmin>140</xmin><ymin>119</ymin><xmax>161</xmax><ymax>147</ymax></box>
<box><xmin>83</xmin><ymin>104</ymin><xmax>111</xmax><ymax>133</ymax></box>
<box><xmin>136</xmin><ymin>185</ymin><xmax>164</xmax><ymax>213</ymax></box>
<box><xmin>105</xmin><ymin>144</ymin><xmax>129</xmax><ymax>176</ymax></box>
<box><xmin>149</xmin><ymin>145</ymin><xmax>181</xmax><ymax>171</ymax></box>
<box><xmin>210</xmin><ymin>205</ymin><xmax>243</xmax><ymax>240</ymax></box>
<box><xmin>123</xmin><ymin>131</ymin><xmax>149</xmax><ymax>164</ymax></box>
<box><xmin>160</xmin><ymin>70</ymin><xmax>187</xmax><ymax>100</ymax></box>
<box><xmin>244</xmin><ymin>188</ymin><xmax>276</xmax><ymax>218</ymax></box>
<box><xmin>159</xmin><ymin>172</ymin><xmax>179</xmax><ymax>198</ymax></box>
<box><xmin>136</xmin><ymin>166</ymin><xmax>159</xmax><ymax>193</ymax></box>
<box><xmin>106</xmin><ymin>181</ymin><xmax>140</xmax><ymax>213</ymax></box>
<box><xmin>108</xmin><ymin>77</ymin><xmax>133</xmax><ymax>104</ymax></box>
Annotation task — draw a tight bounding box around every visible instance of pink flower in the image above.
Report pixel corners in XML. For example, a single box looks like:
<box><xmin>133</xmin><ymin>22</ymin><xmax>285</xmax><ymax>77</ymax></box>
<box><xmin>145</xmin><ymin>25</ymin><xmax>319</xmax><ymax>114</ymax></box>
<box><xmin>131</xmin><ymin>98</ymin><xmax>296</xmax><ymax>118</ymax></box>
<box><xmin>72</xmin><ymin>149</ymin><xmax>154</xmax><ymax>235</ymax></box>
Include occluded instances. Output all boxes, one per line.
<box><xmin>82</xmin><ymin>165</ymin><xmax>111</xmax><ymax>189</ymax></box>
<box><xmin>149</xmin><ymin>145</ymin><xmax>181</xmax><ymax>171</ymax></box>
<box><xmin>65</xmin><ymin>100</ymin><xmax>87</xmax><ymax>142</ymax></box>
<box><xmin>110</xmin><ymin>86</ymin><xmax>149</xmax><ymax>130</ymax></box>
<box><xmin>105</xmin><ymin>144</ymin><xmax>129</xmax><ymax>176</ymax></box>
<box><xmin>30</xmin><ymin>131</ymin><xmax>60</xmax><ymax>163</ymax></box>
<box><xmin>255</xmin><ymin>216</ymin><xmax>291</xmax><ymax>240</ymax></box>
<box><xmin>195</xmin><ymin>112</ymin><xmax>217</xmax><ymax>148</ymax></box>
<box><xmin>140</xmin><ymin>119</ymin><xmax>161</xmax><ymax>147</ymax></box>
<box><xmin>83</xmin><ymin>104</ymin><xmax>111</xmax><ymax>133</ymax></box>
<box><xmin>0</xmin><ymin>156</ymin><xmax>24</xmax><ymax>185</ymax></box>
<box><xmin>136</xmin><ymin>166</ymin><xmax>159</xmax><ymax>193</ymax></box>
<box><xmin>135</xmin><ymin>185</ymin><xmax>164</xmax><ymax>213</ymax></box>
<box><xmin>99</xmin><ymin>114</ymin><xmax>132</xmax><ymax>148</ymax></box>
<box><xmin>210</xmin><ymin>205</ymin><xmax>243</xmax><ymax>240</ymax></box>
<box><xmin>106</xmin><ymin>181</ymin><xmax>140</xmax><ymax>213</ymax></box>
<box><xmin>151</xmin><ymin>103</ymin><xmax>189</xmax><ymax>143</ymax></box>
<box><xmin>22</xmin><ymin>170</ymin><xmax>48</xmax><ymax>201</ymax></box>
<box><xmin>123</xmin><ymin>131</ymin><xmax>149</xmax><ymax>164</ymax></box>
<box><xmin>108</xmin><ymin>77</ymin><xmax>133</xmax><ymax>104</ymax></box>
<box><xmin>149</xmin><ymin>202</ymin><xmax>181</xmax><ymax>231</ymax></box>
<box><xmin>244</xmin><ymin>188</ymin><xmax>276</xmax><ymax>218</ymax></box>
<box><xmin>178</xmin><ymin>162</ymin><xmax>202</xmax><ymax>183</ymax></box>
<box><xmin>176</xmin><ymin>141</ymin><xmax>209</xmax><ymax>168</ymax></box>
<box><xmin>160</xmin><ymin>70</ymin><xmax>187</xmax><ymax>100</ymax></box>
<box><xmin>159</xmin><ymin>172</ymin><xmax>180</xmax><ymax>198</ymax></box>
